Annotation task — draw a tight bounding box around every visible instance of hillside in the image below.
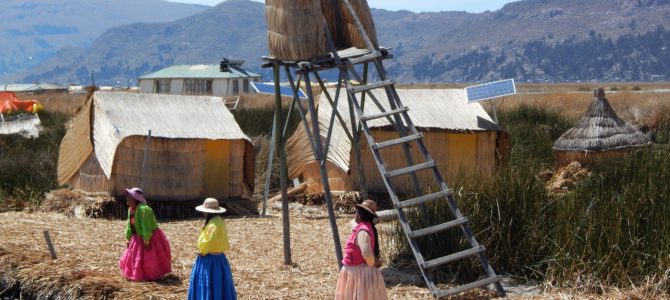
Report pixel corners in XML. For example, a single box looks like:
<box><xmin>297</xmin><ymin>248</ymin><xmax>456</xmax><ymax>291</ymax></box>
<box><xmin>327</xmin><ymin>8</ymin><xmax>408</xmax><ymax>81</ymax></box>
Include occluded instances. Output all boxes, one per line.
<box><xmin>0</xmin><ymin>0</ymin><xmax>207</xmax><ymax>77</ymax></box>
<box><xmin>6</xmin><ymin>0</ymin><xmax>670</xmax><ymax>84</ymax></box>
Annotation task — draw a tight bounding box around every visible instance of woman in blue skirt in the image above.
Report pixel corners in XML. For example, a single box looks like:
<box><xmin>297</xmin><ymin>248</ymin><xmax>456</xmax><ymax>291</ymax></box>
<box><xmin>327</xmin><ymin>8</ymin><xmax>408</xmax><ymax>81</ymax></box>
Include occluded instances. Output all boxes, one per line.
<box><xmin>188</xmin><ymin>198</ymin><xmax>237</xmax><ymax>300</ymax></box>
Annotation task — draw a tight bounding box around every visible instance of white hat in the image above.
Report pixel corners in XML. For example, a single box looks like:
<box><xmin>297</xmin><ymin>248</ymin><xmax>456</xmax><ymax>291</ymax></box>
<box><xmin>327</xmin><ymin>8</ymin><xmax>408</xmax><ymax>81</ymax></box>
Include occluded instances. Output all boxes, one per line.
<box><xmin>195</xmin><ymin>198</ymin><xmax>227</xmax><ymax>214</ymax></box>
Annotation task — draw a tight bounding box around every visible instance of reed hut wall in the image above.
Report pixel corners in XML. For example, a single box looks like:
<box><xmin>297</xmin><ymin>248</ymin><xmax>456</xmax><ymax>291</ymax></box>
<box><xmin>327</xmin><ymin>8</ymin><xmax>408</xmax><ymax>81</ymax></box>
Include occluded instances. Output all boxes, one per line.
<box><xmin>321</xmin><ymin>0</ymin><xmax>379</xmax><ymax>50</ymax></box>
<box><xmin>57</xmin><ymin>98</ymin><xmax>93</xmax><ymax>185</ymax></box>
<box><xmin>300</xmin><ymin>130</ymin><xmax>501</xmax><ymax>193</ymax></box>
<box><xmin>351</xmin><ymin>130</ymin><xmax>498</xmax><ymax>193</ymax></box>
<box><xmin>266</xmin><ymin>0</ymin><xmax>328</xmax><ymax>61</ymax></box>
<box><xmin>112</xmin><ymin>136</ymin><xmax>205</xmax><ymax>200</ymax></box>
<box><xmin>67</xmin><ymin>153</ymin><xmax>115</xmax><ymax>194</ymax></box>
<box><xmin>301</xmin><ymin>161</ymin><xmax>352</xmax><ymax>193</ymax></box>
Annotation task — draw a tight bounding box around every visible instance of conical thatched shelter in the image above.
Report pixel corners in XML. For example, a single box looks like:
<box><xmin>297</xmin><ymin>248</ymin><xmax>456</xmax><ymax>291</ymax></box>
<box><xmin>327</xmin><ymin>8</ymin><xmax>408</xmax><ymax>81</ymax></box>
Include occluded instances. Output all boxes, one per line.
<box><xmin>553</xmin><ymin>88</ymin><xmax>651</xmax><ymax>166</ymax></box>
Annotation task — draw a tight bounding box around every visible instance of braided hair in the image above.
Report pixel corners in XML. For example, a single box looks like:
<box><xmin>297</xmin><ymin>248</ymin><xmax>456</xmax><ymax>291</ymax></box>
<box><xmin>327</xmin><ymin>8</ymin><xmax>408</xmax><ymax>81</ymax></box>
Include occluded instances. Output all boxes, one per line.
<box><xmin>356</xmin><ymin>206</ymin><xmax>380</xmax><ymax>259</ymax></box>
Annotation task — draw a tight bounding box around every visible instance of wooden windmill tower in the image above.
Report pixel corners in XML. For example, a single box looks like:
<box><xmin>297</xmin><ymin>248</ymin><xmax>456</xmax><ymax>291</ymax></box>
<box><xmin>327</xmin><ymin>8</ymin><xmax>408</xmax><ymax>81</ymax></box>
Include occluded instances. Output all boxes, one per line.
<box><xmin>263</xmin><ymin>0</ymin><xmax>506</xmax><ymax>297</ymax></box>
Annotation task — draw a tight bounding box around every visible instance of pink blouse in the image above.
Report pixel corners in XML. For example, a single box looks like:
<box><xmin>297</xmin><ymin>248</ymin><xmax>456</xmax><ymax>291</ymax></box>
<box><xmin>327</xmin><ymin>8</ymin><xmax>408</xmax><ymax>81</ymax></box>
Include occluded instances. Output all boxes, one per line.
<box><xmin>342</xmin><ymin>221</ymin><xmax>375</xmax><ymax>266</ymax></box>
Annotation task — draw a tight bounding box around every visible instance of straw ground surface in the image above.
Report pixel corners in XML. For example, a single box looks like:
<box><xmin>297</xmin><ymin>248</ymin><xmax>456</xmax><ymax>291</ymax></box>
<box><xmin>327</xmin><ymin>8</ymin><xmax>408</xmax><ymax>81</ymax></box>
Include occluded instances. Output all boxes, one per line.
<box><xmin>0</xmin><ymin>211</ymin><xmax>436</xmax><ymax>299</ymax></box>
<box><xmin>0</xmin><ymin>209</ymin><xmax>662</xmax><ymax>299</ymax></box>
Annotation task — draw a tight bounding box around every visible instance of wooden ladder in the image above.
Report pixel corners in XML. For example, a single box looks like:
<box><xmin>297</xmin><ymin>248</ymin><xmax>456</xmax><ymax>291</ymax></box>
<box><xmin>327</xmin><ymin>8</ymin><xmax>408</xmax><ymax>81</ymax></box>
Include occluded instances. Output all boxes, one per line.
<box><xmin>328</xmin><ymin>1</ymin><xmax>506</xmax><ymax>297</ymax></box>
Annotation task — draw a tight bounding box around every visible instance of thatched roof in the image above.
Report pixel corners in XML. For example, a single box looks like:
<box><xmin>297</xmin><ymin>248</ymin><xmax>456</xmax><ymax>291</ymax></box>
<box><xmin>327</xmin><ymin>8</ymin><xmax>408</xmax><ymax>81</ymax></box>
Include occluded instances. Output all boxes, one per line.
<box><xmin>287</xmin><ymin>88</ymin><xmax>503</xmax><ymax>178</ymax></box>
<box><xmin>553</xmin><ymin>88</ymin><xmax>651</xmax><ymax>152</ymax></box>
<box><xmin>58</xmin><ymin>92</ymin><xmax>251</xmax><ymax>184</ymax></box>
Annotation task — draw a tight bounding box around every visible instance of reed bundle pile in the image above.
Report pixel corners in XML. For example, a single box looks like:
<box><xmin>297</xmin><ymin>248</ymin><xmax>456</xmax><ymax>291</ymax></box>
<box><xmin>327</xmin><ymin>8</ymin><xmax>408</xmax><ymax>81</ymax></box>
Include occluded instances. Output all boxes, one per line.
<box><xmin>321</xmin><ymin>0</ymin><xmax>378</xmax><ymax>49</ymax></box>
<box><xmin>266</xmin><ymin>0</ymin><xmax>327</xmax><ymax>61</ymax></box>
<box><xmin>265</xmin><ymin>0</ymin><xmax>378</xmax><ymax>61</ymax></box>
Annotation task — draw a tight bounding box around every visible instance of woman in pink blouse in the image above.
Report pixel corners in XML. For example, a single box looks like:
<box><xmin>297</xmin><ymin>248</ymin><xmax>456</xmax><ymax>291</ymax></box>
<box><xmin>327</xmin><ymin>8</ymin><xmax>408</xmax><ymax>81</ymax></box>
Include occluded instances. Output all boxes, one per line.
<box><xmin>335</xmin><ymin>199</ymin><xmax>388</xmax><ymax>299</ymax></box>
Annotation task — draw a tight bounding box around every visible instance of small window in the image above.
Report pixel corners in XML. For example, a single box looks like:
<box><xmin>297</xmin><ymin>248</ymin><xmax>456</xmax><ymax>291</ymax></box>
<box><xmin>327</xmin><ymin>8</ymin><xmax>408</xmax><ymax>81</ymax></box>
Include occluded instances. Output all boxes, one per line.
<box><xmin>184</xmin><ymin>79</ymin><xmax>212</xmax><ymax>95</ymax></box>
<box><xmin>198</xmin><ymin>80</ymin><xmax>212</xmax><ymax>95</ymax></box>
<box><xmin>243</xmin><ymin>79</ymin><xmax>249</xmax><ymax>93</ymax></box>
<box><xmin>184</xmin><ymin>79</ymin><xmax>196</xmax><ymax>94</ymax></box>
<box><xmin>156</xmin><ymin>79</ymin><xmax>170</xmax><ymax>94</ymax></box>
<box><xmin>232</xmin><ymin>80</ymin><xmax>239</xmax><ymax>95</ymax></box>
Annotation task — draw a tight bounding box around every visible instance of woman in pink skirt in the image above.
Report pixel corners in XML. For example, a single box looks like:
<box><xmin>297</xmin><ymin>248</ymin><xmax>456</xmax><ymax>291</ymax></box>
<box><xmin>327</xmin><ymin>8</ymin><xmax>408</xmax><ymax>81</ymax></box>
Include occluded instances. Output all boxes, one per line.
<box><xmin>335</xmin><ymin>199</ymin><xmax>388</xmax><ymax>300</ymax></box>
<box><xmin>118</xmin><ymin>187</ymin><xmax>172</xmax><ymax>281</ymax></box>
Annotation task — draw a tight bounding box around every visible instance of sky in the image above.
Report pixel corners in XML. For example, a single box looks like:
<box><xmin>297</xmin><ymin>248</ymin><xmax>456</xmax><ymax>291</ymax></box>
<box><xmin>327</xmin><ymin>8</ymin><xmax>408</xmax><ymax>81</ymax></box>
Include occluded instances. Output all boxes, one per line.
<box><xmin>169</xmin><ymin>0</ymin><xmax>518</xmax><ymax>13</ymax></box>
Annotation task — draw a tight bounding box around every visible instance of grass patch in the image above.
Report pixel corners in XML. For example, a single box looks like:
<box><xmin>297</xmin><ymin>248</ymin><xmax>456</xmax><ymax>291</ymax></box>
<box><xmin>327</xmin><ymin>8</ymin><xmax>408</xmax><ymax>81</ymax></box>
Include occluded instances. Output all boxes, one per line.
<box><xmin>0</xmin><ymin>111</ymin><xmax>68</xmax><ymax>209</ymax></box>
<box><xmin>392</xmin><ymin>104</ymin><xmax>670</xmax><ymax>290</ymax></box>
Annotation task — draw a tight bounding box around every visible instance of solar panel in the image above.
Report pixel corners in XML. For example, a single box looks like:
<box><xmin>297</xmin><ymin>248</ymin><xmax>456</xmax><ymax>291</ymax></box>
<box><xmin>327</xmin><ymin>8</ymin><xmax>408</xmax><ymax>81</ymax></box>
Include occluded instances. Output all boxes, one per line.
<box><xmin>251</xmin><ymin>82</ymin><xmax>307</xmax><ymax>99</ymax></box>
<box><xmin>465</xmin><ymin>79</ymin><xmax>516</xmax><ymax>102</ymax></box>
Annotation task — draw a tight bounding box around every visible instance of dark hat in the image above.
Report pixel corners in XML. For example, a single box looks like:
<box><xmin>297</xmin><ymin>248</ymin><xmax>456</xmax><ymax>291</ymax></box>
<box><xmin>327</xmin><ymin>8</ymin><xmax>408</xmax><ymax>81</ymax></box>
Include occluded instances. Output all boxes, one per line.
<box><xmin>354</xmin><ymin>199</ymin><xmax>378</xmax><ymax>217</ymax></box>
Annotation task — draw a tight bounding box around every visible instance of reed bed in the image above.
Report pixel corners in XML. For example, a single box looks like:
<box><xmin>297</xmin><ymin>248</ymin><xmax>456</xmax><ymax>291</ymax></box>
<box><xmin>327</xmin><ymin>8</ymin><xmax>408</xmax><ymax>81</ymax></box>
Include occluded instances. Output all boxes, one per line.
<box><xmin>391</xmin><ymin>100</ymin><xmax>670</xmax><ymax>296</ymax></box>
<box><xmin>0</xmin><ymin>111</ymin><xmax>69</xmax><ymax>210</ymax></box>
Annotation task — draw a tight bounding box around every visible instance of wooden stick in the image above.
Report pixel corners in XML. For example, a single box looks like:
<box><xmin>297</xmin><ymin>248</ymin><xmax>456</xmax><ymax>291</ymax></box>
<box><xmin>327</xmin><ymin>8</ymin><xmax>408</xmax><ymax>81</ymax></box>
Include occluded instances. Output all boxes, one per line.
<box><xmin>43</xmin><ymin>230</ymin><xmax>57</xmax><ymax>259</ymax></box>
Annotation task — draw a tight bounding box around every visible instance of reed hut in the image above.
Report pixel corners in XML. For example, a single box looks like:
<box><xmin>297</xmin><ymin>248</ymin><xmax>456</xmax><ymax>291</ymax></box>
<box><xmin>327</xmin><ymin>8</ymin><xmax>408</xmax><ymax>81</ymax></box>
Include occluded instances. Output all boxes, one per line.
<box><xmin>57</xmin><ymin>92</ymin><xmax>255</xmax><ymax>200</ymax></box>
<box><xmin>265</xmin><ymin>0</ymin><xmax>378</xmax><ymax>61</ymax></box>
<box><xmin>552</xmin><ymin>88</ymin><xmax>651</xmax><ymax>166</ymax></box>
<box><xmin>286</xmin><ymin>88</ymin><xmax>510</xmax><ymax>193</ymax></box>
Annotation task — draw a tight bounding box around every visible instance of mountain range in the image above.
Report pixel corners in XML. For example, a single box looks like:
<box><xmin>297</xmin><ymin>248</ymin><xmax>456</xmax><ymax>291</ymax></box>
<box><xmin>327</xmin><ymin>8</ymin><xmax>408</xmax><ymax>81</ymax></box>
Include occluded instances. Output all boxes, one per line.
<box><xmin>4</xmin><ymin>0</ymin><xmax>670</xmax><ymax>85</ymax></box>
<box><xmin>0</xmin><ymin>0</ymin><xmax>208</xmax><ymax>78</ymax></box>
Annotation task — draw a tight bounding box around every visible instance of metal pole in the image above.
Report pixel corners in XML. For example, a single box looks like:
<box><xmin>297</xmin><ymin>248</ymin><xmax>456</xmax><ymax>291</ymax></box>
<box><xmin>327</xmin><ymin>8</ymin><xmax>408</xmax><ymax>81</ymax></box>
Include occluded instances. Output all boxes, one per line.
<box><xmin>140</xmin><ymin>130</ymin><xmax>152</xmax><ymax>188</ymax></box>
<box><xmin>261</xmin><ymin>114</ymin><xmax>276</xmax><ymax>216</ymax></box>
<box><xmin>304</xmin><ymin>70</ymin><xmax>343</xmax><ymax>267</ymax></box>
<box><xmin>274</xmin><ymin>62</ymin><xmax>292</xmax><ymax>265</ymax></box>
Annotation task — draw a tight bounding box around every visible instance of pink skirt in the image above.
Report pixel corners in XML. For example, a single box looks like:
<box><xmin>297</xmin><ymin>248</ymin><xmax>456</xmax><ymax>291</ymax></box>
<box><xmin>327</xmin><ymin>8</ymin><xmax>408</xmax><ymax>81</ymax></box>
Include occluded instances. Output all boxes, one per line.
<box><xmin>335</xmin><ymin>264</ymin><xmax>388</xmax><ymax>300</ymax></box>
<box><xmin>119</xmin><ymin>228</ymin><xmax>172</xmax><ymax>281</ymax></box>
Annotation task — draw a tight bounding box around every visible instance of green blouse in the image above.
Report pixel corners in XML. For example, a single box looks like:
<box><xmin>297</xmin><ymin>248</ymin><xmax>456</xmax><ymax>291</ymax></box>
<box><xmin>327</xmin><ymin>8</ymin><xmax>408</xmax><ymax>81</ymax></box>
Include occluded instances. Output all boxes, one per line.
<box><xmin>125</xmin><ymin>203</ymin><xmax>158</xmax><ymax>242</ymax></box>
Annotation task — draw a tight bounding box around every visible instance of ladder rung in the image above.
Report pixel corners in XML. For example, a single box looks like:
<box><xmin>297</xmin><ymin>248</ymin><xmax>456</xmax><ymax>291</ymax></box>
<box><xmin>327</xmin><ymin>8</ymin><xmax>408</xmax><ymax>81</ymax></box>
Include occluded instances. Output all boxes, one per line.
<box><xmin>348</xmin><ymin>52</ymin><xmax>382</xmax><ymax>65</ymax></box>
<box><xmin>385</xmin><ymin>161</ymin><xmax>436</xmax><ymax>178</ymax></box>
<box><xmin>409</xmin><ymin>217</ymin><xmax>468</xmax><ymax>239</ymax></box>
<box><xmin>348</xmin><ymin>80</ymin><xmax>395</xmax><ymax>93</ymax></box>
<box><xmin>373</xmin><ymin>133</ymin><xmax>422</xmax><ymax>150</ymax></box>
<box><xmin>435</xmin><ymin>275</ymin><xmax>503</xmax><ymax>298</ymax></box>
<box><xmin>398</xmin><ymin>189</ymin><xmax>451</xmax><ymax>209</ymax></box>
<box><xmin>421</xmin><ymin>245</ymin><xmax>486</xmax><ymax>270</ymax></box>
<box><xmin>360</xmin><ymin>106</ymin><xmax>409</xmax><ymax>122</ymax></box>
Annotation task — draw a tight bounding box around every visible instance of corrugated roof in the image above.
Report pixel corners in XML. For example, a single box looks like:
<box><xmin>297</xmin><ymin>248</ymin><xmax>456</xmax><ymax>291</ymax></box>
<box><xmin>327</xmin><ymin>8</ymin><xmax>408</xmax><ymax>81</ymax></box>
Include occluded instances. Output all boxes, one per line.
<box><xmin>1</xmin><ymin>83</ymin><xmax>67</xmax><ymax>92</ymax></box>
<box><xmin>92</xmin><ymin>91</ymin><xmax>251</xmax><ymax>178</ymax></box>
<box><xmin>287</xmin><ymin>88</ymin><xmax>503</xmax><ymax>176</ymax></box>
<box><xmin>138</xmin><ymin>64</ymin><xmax>261</xmax><ymax>80</ymax></box>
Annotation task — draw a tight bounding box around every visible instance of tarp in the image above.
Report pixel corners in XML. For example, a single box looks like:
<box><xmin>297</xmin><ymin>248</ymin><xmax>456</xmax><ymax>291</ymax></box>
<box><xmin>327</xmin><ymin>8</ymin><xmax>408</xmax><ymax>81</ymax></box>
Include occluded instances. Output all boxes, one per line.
<box><xmin>0</xmin><ymin>91</ymin><xmax>43</xmax><ymax>114</ymax></box>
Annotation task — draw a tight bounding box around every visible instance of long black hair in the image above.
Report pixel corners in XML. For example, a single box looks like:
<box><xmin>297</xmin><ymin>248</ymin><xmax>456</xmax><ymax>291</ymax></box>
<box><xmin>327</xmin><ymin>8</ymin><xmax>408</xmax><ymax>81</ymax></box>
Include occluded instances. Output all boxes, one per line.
<box><xmin>203</xmin><ymin>213</ymin><xmax>215</xmax><ymax>229</ymax></box>
<box><xmin>356</xmin><ymin>206</ymin><xmax>380</xmax><ymax>259</ymax></box>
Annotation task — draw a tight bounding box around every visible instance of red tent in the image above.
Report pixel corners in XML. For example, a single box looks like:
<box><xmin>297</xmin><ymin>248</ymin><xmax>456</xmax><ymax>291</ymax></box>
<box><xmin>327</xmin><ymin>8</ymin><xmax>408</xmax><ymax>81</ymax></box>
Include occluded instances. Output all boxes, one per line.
<box><xmin>0</xmin><ymin>91</ymin><xmax>43</xmax><ymax>114</ymax></box>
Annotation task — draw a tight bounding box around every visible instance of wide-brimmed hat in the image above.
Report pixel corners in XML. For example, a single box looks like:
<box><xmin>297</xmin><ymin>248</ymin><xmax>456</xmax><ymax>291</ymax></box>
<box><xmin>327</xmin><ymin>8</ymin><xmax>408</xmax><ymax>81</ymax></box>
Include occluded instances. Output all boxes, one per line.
<box><xmin>124</xmin><ymin>187</ymin><xmax>147</xmax><ymax>203</ymax></box>
<box><xmin>195</xmin><ymin>198</ymin><xmax>227</xmax><ymax>214</ymax></box>
<box><xmin>354</xmin><ymin>199</ymin><xmax>378</xmax><ymax>217</ymax></box>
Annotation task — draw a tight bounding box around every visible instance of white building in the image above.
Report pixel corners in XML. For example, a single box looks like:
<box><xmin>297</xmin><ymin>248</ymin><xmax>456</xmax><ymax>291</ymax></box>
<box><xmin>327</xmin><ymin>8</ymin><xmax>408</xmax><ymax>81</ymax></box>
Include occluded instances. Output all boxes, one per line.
<box><xmin>138</xmin><ymin>60</ymin><xmax>261</xmax><ymax>97</ymax></box>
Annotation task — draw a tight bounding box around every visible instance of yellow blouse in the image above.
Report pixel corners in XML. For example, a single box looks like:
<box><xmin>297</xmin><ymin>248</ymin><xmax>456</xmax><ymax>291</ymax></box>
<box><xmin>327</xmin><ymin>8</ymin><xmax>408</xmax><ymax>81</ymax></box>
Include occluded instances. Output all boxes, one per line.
<box><xmin>197</xmin><ymin>215</ymin><xmax>231</xmax><ymax>255</ymax></box>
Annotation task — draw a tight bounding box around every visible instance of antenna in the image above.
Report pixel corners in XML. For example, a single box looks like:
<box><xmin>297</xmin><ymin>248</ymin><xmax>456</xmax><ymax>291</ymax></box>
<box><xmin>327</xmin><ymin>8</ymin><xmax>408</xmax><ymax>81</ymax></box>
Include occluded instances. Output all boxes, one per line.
<box><xmin>219</xmin><ymin>58</ymin><xmax>230</xmax><ymax>72</ymax></box>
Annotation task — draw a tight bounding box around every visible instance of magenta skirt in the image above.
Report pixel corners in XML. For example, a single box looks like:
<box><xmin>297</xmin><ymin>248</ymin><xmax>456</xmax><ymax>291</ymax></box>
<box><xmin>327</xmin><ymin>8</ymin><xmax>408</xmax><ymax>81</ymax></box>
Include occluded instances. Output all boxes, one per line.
<box><xmin>119</xmin><ymin>228</ymin><xmax>172</xmax><ymax>281</ymax></box>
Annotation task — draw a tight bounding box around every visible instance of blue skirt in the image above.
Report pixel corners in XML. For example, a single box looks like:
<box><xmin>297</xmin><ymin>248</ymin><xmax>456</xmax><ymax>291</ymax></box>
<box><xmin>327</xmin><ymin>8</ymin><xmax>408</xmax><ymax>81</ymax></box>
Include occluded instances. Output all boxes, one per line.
<box><xmin>187</xmin><ymin>254</ymin><xmax>237</xmax><ymax>300</ymax></box>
